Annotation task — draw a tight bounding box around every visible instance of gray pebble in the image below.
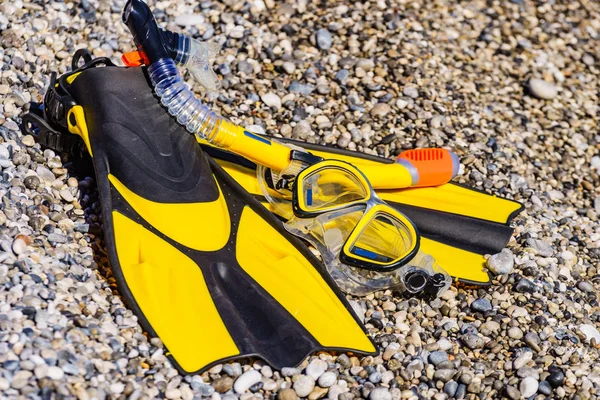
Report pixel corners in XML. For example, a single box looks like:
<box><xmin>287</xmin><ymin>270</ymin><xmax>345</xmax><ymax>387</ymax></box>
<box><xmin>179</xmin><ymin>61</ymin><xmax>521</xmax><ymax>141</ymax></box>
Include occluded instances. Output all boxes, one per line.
<box><xmin>428</xmin><ymin>351</ymin><xmax>448</xmax><ymax>366</ymax></box>
<box><xmin>23</xmin><ymin>176</ymin><xmax>40</xmax><ymax>189</ymax></box>
<box><xmin>337</xmin><ymin>354</ymin><xmax>351</xmax><ymax>368</ymax></box>
<box><xmin>237</xmin><ymin>60</ymin><xmax>253</xmax><ymax>74</ymax></box>
<box><xmin>281</xmin><ymin>367</ymin><xmax>301</xmax><ymax>377</ymax></box>
<box><xmin>11</xmin><ymin>238</ymin><xmax>27</xmax><ymax>255</ymax></box>
<box><xmin>223</xmin><ymin>363</ymin><xmax>242</xmax><ymax>377</ymax></box>
<box><xmin>517</xmin><ymin>367</ymin><xmax>539</xmax><ymax>379</ymax></box>
<box><xmin>282</xmin><ymin>62</ymin><xmax>296</xmax><ymax>74</ymax></box>
<box><xmin>218</xmin><ymin>63</ymin><xmax>231</xmax><ymax>75</ymax></box>
<box><xmin>470</xmin><ymin>298</ymin><xmax>492</xmax><ymax>313</ymax></box>
<box><xmin>292</xmin><ymin>120</ymin><xmax>313</xmax><ymax>139</ymax></box>
<box><xmin>506</xmin><ymin>386</ymin><xmax>520</xmax><ymax>400</ymax></box>
<box><xmin>444</xmin><ymin>381</ymin><xmax>458</xmax><ymax>397</ymax></box>
<box><xmin>524</xmin><ymin>332</ymin><xmax>541</xmax><ymax>351</ymax></box>
<box><xmin>455</xmin><ymin>384</ymin><xmax>466</xmax><ymax>399</ymax></box>
<box><xmin>316</xmin><ymin>29</ymin><xmax>333</xmax><ymax>50</ymax></box>
<box><xmin>174</xmin><ymin>14</ymin><xmax>205</xmax><ymax>26</ymax></box>
<box><xmin>508</xmin><ymin>327</ymin><xmax>524</xmax><ymax>340</ymax></box>
<box><xmin>487</xmin><ymin>249</ymin><xmax>514</xmax><ymax>275</ymax></box>
<box><xmin>335</xmin><ymin>69</ymin><xmax>349</xmax><ymax>84</ymax></box>
<box><xmin>514</xmin><ymin>278</ymin><xmax>536</xmax><ymax>293</ymax></box>
<box><xmin>368</xmin><ymin>372</ymin><xmax>382</xmax><ymax>384</ymax></box>
<box><xmin>347</xmin><ymin>94</ymin><xmax>365</xmax><ymax>112</ymax></box>
<box><xmin>289</xmin><ymin>81</ymin><xmax>315</xmax><ymax>95</ymax></box>
<box><xmin>402</xmin><ymin>86</ymin><xmax>419</xmax><ymax>98</ymax></box>
<box><xmin>577</xmin><ymin>281</ymin><xmax>594</xmax><ymax>293</ymax></box>
<box><xmin>406</xmin><ymin>359</ymin><xmax>424</xmax><ymax>376</ymax></box>
<box><xmin>526</xmin><ymin>238</ymin><xmax>554</xmax><ymax>257</ymax></box>
<box><xmin>538</xmin><ymin>381</ymin><xmax>553</xmax><ymax>395</ymax></box>
<box><xmin>462</xmin><ymin>333</ymin><xmax>484</xmax><ymax>349</ymax></box>
<box><xmin>434</xmin><ymin>369</ymin><xmax>457</xmax><ymax>383</ymax></box>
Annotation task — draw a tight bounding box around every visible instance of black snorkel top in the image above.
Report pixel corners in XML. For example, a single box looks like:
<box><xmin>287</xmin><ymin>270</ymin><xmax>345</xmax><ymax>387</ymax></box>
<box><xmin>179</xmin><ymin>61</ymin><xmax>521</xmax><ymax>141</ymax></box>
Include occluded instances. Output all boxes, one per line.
<box><xmin>122</xmin><ymin>0</ymin><xmax>179</xmax><ymax>64</ymax></box>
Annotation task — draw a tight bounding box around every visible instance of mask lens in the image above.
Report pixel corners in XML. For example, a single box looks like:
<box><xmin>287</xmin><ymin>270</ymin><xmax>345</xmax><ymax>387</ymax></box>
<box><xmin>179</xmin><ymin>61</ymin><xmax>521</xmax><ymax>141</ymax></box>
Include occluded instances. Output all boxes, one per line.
<box><xmin>348</xmin><ymin>212</ymin><xmax>415</xmax><ymax>265</ymax></box>
<box><xmin>298</xmin><ymin>167</ymin><xmax>368</xmax><ymax>213</ymax></box>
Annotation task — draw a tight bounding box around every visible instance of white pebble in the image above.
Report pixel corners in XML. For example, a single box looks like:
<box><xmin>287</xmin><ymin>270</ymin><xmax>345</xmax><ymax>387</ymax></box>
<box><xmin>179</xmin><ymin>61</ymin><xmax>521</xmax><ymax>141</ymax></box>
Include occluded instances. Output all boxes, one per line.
<box><xmin>369</xmin><ymin>387</ymin><xmax>392</xmax><ymax>400</ymax></box>
<box><xmin>230</xmin><ymin>25</ymin><xmax>245</xmax><ymax>39</ymax></box>
<box><xmin>579</xmin><ymin>324</ymin><xmax>600</xmax><ymax>343</ymax></box>
<box><xmin>528</xmin><ymin>78</ymin><xmax>558</xmax><ymax>100</ymax></box>
<box><xmin>245</xmin><ymin>125</ymin><xmax>266</xmax><ymax>135</ymax></box>
<box><xmin>234</xmin><ymin>370</ymin><xmax>262</xmax><ymax>394</ymax></box>
<box><xmin>47</xmin><ymin>366</ymin><xmax>64</xmax><ymax>380</ymax></box>
<box><xmin>306</xmin><ymin>359</ymin><xmax>327</xmax><ymax>380</ymax></box>
<box><xmin>12</xmin><ymin>238</ymin><xmax>27</xmax><ymax>255</ymax></box>
<box><xmin>166</xmin><ymin>389</ymin><xmax>181</xmax><ymax>399</ymax></box>
<box><xmin>60</xmin><ymin>189</ymin><xmax>75</xmax><ymax>202</ymax></box>
<box><xmin>513</xmin><ymin>351</ymin><xmax>533</xmax><ymax>370</ymax></box>
<box><xmin>293</xmin><ymin>375</ymin><xmax>315</xmax><ymax>397</ymax></box>
<box><xmin>110</xmin><ymin>383</ymin><xmax>125</xmax><ymax>394</ymax></box>
<box><xmin>174</xmin><ymin>14</ymin><xmax>205</xmax><ymax>26</ymax></box>
<box><xmin>317</xmin><ymin>371</ymin><xmax>337</xmax><ymax>388</ymax></box>
<box><xmin>261</xmin><ymin>92</ymin><xmax>282</xmax><ymax>110</ymax></box>
<box><xmin>519</xmin><ymin>377</ymin><xmax>539</xmax><ymax>398</ymax></box>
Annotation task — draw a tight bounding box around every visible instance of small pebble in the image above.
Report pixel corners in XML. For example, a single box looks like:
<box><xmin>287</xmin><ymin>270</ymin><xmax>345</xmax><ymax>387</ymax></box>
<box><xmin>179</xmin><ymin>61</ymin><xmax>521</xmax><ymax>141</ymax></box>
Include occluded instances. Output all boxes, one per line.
<box><xmin>577</xmin><ymin>281</ymin><xmax>594</xmax><ymax>293</ymax></box>
<box><xmin>293</xmin><ymin>375</ymin><xmax>315</xmax><ymax>398</ymax></box>
<box><xmin>487</xmin><ymin>249</ymin><xmax>514</xmax><ymax>275</ymax></box>
<box><xmin>317</xmin><ymin>371</ymin><xmax>336</xmax><ymax>388</ymax></box>
<box><xmin>514</xmin><ymin>278</ymin><xmax>536</xmax><ymax>293</ymax></box>
<box><xmin>462</xmin><ymin>333</ymin><xmax>484</xmax><ymax>349</ymax></box>
<box><xmin>444</xmin><ymin>381</ymin><xmax>458</xmax><ymax>397</ymax></box>
<box><xmin>428</xmin><ymin>351</ymin><xmax>448</xmax><ymax>366</ymax></box>
<box><xmin>369</xmin><ymin>387</ymin><xmax>392</xmax><ymax>400</ymax></box>
<box><xmin>47</xmin><ymin>366</ymin><xmax>64</xmax><ymax>380</ymax></box>
<box><xmin>21</xmin><ymin>135</ymin><xmax>36</xmax><ymax>147</ymax></box>
<box><xmin>528</xmin><ymin>78</ymin><xmax>558</xmax><ymax>100</ymax></box>
<box><xmin>547</xmin><ymin>368</ymin><xmax>565</xmax><ymax>388</ymax></box>
<box><xmin>506</xmin><ymin>386</ymin><xmax>520</xmax><ymax>400</ymax></box>
<box><xmin>508</xmin><ymin>327</ymin><xmax>524</xmax><ymax>340</ymax></box>
<box><xmin>470</xmin><ymin>298</ymin><xmax>492</xmax><ymax>313</ymax></box>
<box><xmin>519</xmin><ymin>377</ymin><xmax>539</xmax><ymax>398</ymax></box>
<box><xmin>402</xmin><ymin>86</ymin><xmax>419</xmax><ymax>98</ymax></box>
<box><xmin>316</xmin><ymin>29</ymin><xmax>332</xmax><ymax>50</ymax></box>
<box><xmin>538</xmin><ymin>381</ymin><xmax>553</xmax><ymax>395</ymax></box>
<box><xmin>370</xmin><ymin>103</ymin><xmax>391</xmax><ymax>118</ymax></box>
<box><xmin>261</xmin><ymin>92</ymin><xmax>282</xmax><ymax>110</ymax></box>
<box><xmin>234</xmin><ymin>370</ymin><xmax>262</xmax><ymax>394</ymax></box>
<box><xmin>305</xmin><ymin>360</ymin><xmax>327</xmax><ymax>380</ymax></box>
<box><xmin>279</xmin><ymin>388</ymin><xmax>298</xmax><ymax>400</ymax></box>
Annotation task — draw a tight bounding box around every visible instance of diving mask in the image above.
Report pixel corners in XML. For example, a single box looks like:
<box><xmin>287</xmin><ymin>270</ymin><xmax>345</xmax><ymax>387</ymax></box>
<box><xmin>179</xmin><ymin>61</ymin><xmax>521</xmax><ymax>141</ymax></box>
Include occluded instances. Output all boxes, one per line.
<box><xmin>284</xmin><ymin>160</ymin><xmax>451</xmax><ymax>297</ymax></box>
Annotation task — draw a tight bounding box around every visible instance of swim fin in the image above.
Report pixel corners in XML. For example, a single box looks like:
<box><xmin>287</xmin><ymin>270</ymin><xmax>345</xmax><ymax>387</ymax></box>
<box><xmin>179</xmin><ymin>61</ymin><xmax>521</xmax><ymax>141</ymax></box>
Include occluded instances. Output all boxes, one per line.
<box><xmin>201</xmin><ymin>143</ymin><xmax>524</xmax><ymax>286</ymax></box>
<box><xmin>25</xmin><ymin>56</ymin><xmax>376</xmax><ymax>374</ymax></box>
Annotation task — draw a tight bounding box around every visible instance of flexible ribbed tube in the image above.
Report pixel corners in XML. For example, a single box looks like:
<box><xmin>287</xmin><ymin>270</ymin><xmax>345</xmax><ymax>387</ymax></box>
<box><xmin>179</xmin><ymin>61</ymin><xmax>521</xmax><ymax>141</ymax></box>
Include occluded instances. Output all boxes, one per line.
<box><xmin>148</xmin><ymin>58</ymin><xmax>226</xmax><ymax>142</ymax></box>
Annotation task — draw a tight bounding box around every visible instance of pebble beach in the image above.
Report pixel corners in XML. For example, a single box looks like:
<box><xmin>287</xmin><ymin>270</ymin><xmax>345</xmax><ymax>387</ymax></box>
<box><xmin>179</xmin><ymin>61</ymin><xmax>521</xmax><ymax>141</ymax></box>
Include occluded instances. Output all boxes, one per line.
<box><xmin>1</xmin><ymin>0</ymin><xmax>600</xmax><ymax>399</ymax></box>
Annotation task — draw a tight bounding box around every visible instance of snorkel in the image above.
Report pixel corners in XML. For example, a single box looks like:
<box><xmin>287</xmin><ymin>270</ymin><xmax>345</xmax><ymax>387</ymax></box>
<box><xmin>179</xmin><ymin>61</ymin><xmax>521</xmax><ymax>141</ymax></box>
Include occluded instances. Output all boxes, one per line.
<box><xmin>122</xmin><ymin>0</ymin><xmax>293</xmax><ymax>172</ymax></box>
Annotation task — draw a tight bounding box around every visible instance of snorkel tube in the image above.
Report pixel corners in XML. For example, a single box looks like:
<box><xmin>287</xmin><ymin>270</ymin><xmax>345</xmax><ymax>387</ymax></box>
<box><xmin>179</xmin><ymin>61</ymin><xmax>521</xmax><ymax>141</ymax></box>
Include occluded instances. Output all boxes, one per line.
<box><xmin>122</xmin><ymin>0</ymin><xmax>293</xmax><ymax>172</ymax></box>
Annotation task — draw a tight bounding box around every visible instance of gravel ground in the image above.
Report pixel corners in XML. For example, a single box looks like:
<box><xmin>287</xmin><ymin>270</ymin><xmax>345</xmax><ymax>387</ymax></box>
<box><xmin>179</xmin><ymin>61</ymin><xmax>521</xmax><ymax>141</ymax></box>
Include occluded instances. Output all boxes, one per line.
<box><xmin>1</xmin><ymin>0</ymin><xmax>600</xmax><ymax>399</ymax></box>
